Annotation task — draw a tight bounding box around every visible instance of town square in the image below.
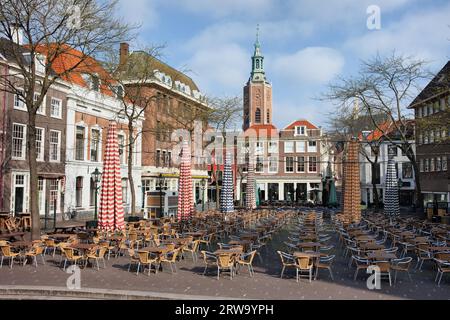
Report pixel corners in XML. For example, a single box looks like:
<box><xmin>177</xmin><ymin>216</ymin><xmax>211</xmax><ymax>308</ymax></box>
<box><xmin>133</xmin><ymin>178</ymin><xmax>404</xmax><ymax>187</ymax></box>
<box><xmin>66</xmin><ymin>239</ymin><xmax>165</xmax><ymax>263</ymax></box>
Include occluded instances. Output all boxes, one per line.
<box><xmin>0</xmin><ymin>0</ymin><xmax>449</xmax><ymax>305</ymax></box>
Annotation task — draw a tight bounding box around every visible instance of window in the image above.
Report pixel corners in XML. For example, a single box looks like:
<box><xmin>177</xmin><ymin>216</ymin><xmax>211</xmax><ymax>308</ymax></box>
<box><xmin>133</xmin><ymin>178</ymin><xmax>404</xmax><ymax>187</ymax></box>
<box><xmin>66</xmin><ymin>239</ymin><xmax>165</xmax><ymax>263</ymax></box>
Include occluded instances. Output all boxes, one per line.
<box><xmin>168</xmin><ymin>151</ymin><xmax>172</xmax><ymax>167</ymax></box>
<box><xmin>388</xmin><ymin>145</ymin><xmax>398</xmax><ymax>156</ymax></box>
<box><xmin>49</xmin><ymin>179</ymin><xmax>59</xmax><ymax>212</ymax></box>
<box><xmin>284</xmin><ymin>141</ymin><xmax>294</xmax><ymax>153</ymax></box>
<box><xmin>428</xmin><ymin>104</ymin><xmax>433</xmax><ymax>115</ymax></box>
<box><xmin>34</xmin><ymin>92</ymin><xmax>45</xmax><ymax>115</ymax></box>
<box><xmin>430</xmin><ymin>158</ymin><xmax>436</xmax><ymax>172</ymax></box>
<box><xmin>75</xmin><ymin>177</ymin><xmax>83</xmax><ymax>207</ymax></box>
<box><xmin>14</xmin><ymin>90</ymin><xmax>25</xmax><ymax>110</ymax></box>
<box><xmin>442</xmin><ymin>157</ymin><xmax>448</xmax><ymax>171</ymax></box>
<box><xmin>297</xmin><ymin>156</ymin><xmax>305</xmax><ymax>172</ymax></box>
<box><xmin>38</xmin><ymin>178</ymin><xmax>45</xmax><ymax>214</ymax></box>
<box><xmin>12</xmin><ymin>123</ymin><xmax>26</xmax><ymax>159</ymax></box>
<box><xmin>308</xmin><ymin>156</ymin><xmax>317</xmax><ymax>172</ymax></box>
<box><xmin>266</xmin><ymin>111</ymin><xmax>270</xmax><ymax>123</ymax></box>
<box><xmin>268</xmin><ymin>156</ymin><xmax>278</xmax><ymax>173</ymax></box>
<box><xmin>285</xmin><ymin>157</ymin><xmax>294</xmax><ymax>173</ymax></box>
<box><xmin>296</xmin><ymin>141</ymin><xmax>306</xmax><ymax>153</ymax></box>
<box><xmin>424</xmin><ymin>158</ymin><xmax>429</xmax><ymax>172</ymax></box>
<box><xmin>162</xmin><ymin>150</ymin><xmax>167</xmax><ymax>166</ymax></box>
<box><xmin>49</xmin><ymin>130</ymin><xmax>61</xmax><ymax>162</ymax></box>
<box><xmin>440</xmin><ymin>98</ymin><xmax>446</xmax><ymax>111</ymax></box>
<box><xmin>417</xmin><ymin>107</ymin><xmax>422</xmax><ymax>118</ymax></box>
<box><xmin>90</xmin><ymin>129</ymin><xmax>100</xmax><ymax>162</ymax></box>
<box><xmin>255</xmin><ymin>108</ymin><xmax>261</xmax><ymax>123</ymax></box>
<box><xmin>374</xmin><ymin>163</ymin><xmax>381</xmax><ymax>184</ymax></box>
<box><xmin>422</xmin><ymin>105</ymin><xmax>427</xmax><ymax>117</ymax></box>
<box><xmin>307</xmin><ymin>141</ymin><xmax>317</xmax><ymax>153</ymax></box>
<box><xmin>91</xmin><ymin>75</ymin><xmax>100</xmax><ymax>92</ymax></box>
<box><xmin>429</xmin><ymin>130</ymin><xmax>434</xmax><ymax>144</ymax></box>
<box><xmin>402</xmin><ymin>162</ymin><xmax>413</xmax><ymax>179</ymax></box>
<box><xmin>50</xmin><ymin>98</ymin><xmax>62</xmax><ymax>118</ymax></box>
<box><xmin>255</xmin><ymin>142</ymin><xmax>264</xmax><ymax>155</ymax></box>
<box><xmin>35</xmin><ymin>127</ymin><xmax>44</xmax><ymax>161</ymax></box>
<box><xmin>424</xmin><ymin>132</ymin><xmax>429</xmax><ymax>144</ymax></box>
<box><xmin>256</xmin><ymin>156</ymin><xmax>264</xmax><ymax>173</ymax></box>
<box><xmin>436</xmin><ymin>156</ymin><xmax>441</xmax><ymax>172</ymax></box>
<box><xmin>75</xmin><ymin>126</ymin><xmax>85</xmax><ymax>160</ymax></box>
<box><xmin>419</xmin><ymin>159</ymin><xmax>424</xmax><ymax>172</ymax></box>
<box><xmin>268</xmin><ymin>141</ymin><xmax>278</xmax><ymax>153</ymax></box>
<box><xmin>121</xmin><ymin>178</ymin><xmax>128</xmax><ymax>203</ymax></box>
<box><xmin>418</xmin><ymin>133</ymin><xmax>423</xmax><ymax>145</ymax></box>
<box><xmin>294</xmin><ymin>126</ymin><xmax>306</xmax><ymax>136</ymax></box>
<box><xmin>89</xmin><ymin>178</ymin><xmax>96</xmax><ymax>207</ymax></box>
<box><xmin>156</xmin><ymin>149</ymin><xmax>161</xmax><ymax>167</ymax></box>
<box><xmin>118</xmin><ymin>134</ymin><xmax>125</xmax><ymax>164</ymax></box>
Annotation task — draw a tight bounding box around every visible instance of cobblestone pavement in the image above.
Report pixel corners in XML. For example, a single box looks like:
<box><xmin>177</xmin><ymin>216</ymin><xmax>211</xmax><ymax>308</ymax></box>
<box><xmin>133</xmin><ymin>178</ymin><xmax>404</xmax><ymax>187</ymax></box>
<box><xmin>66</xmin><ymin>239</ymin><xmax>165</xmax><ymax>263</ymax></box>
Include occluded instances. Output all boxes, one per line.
<box><xmin>1</xmin><ymin>223</ymin><xmax>449</xmax><ymax>300</ymax></box>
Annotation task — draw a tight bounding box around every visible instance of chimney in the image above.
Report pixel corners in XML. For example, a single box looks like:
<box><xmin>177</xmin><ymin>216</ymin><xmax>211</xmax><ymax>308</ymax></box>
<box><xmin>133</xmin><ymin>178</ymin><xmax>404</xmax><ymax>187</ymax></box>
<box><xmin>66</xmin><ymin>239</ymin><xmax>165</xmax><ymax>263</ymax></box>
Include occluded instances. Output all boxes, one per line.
<box><xmin>11</xmin><ymin>23</ymin><xmax>24</xmax><ymax>45</ymax></box>
<box><xmin>119</xmin><ymin>42</ymin><xmax>129</xmax><ymax>67</ymax></box>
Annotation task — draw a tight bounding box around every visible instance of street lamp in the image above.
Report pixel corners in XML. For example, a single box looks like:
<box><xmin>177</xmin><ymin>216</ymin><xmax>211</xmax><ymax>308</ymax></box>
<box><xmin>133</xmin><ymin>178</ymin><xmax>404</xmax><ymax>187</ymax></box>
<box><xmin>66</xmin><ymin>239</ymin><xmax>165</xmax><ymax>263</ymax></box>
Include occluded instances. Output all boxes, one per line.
<box><xmin>200</xmin><ymin>178</ymin><xmax>207</xmax><ymax>211</ymax></box>
<box><xmin>91</xmin><ymin>168</ymin><xmax>102</xmax><ymax>221</ymax></box>
<box><xmin>157</xmin><ymin>173</ymin><xmax>165</xmax><ymax>218</ymax></box>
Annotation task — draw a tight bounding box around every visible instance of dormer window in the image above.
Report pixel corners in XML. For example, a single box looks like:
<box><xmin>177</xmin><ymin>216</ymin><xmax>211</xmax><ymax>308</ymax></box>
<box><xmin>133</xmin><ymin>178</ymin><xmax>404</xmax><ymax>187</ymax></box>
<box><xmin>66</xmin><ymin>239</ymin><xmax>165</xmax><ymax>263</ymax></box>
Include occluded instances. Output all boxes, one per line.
<box><xmin>82</xmin><ymin>74</ymin><xmax>100</xmax><ymax>92</ymax></box>
<box><xmin>294</xmin><ymin>126</ymin><xmax>306</xmax><ymax>136</ymax></box>
<box><xmin>113</xmin><ymin>85</ymin><xmax>124</xmax><ymax>98</ymax></box>
<box><xmin>35</xmin><ymin>54</ymin><xmax>46</xmax><ymax>74</ymax></box>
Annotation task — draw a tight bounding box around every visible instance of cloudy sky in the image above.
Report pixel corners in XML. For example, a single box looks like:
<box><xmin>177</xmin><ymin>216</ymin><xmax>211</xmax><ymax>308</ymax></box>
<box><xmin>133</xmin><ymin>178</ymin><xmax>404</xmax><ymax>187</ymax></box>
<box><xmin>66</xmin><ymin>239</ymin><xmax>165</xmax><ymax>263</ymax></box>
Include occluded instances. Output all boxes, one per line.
<box><xmin>117</xmin><ymin>0</ymin><xmax>450</xmax><ymax>129</ymax></box>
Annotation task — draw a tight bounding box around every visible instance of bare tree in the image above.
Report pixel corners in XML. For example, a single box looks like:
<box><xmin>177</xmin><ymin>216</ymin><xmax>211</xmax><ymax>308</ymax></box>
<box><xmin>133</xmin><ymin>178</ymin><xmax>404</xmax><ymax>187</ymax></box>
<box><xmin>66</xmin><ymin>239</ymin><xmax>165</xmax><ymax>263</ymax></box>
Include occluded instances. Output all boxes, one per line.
<box><xmin>325</xmin><ymin>53</ymin><xmax>431</xmax><ymax>210</ymax></box>
<box><xmin>206</xmin><ymin>97</ymin><xmax>242</xmax><ymax>209</ymax></box>
<box><xmin>0</xmin><ymin>0</ymin><xmax>134</xmax><ymax>239</ymax></box>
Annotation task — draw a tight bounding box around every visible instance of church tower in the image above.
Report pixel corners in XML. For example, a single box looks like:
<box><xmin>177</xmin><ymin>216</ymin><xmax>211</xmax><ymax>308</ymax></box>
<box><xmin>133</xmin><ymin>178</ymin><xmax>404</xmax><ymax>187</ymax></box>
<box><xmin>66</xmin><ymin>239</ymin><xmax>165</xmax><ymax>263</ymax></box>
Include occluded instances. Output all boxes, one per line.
<box><xmin>243</xmin><ymin>25</ymin><xmax>273</xmax><ymax>130</ymax></box>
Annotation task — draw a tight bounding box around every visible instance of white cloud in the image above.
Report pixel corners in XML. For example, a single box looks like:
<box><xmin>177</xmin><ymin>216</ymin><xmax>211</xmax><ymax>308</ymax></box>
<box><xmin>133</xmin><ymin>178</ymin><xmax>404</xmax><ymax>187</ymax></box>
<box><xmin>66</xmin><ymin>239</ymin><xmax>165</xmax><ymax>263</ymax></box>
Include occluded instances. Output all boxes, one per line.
<box><xmin>272</xmin><ymin>47</ymin><xmax>345</xmax><ymax>84</ymax></box>
<box><xmin>168</xmin><ymin>0</ymin><xmax>274</xmax><ymax>18</ymax></box>
<box><xmin>117</xmin><ymin>0</ymin><xmax>159</xmax><ymax>32</ymax></box>
<box><xmin>186</xmin><ymin>43</ymin><xmax>249</xmax><ymax>95</ymax></box>
<box><xmin>344</xmin><ymin>3</ymin><xmax>450</xmax><ymax>67</ymax></box>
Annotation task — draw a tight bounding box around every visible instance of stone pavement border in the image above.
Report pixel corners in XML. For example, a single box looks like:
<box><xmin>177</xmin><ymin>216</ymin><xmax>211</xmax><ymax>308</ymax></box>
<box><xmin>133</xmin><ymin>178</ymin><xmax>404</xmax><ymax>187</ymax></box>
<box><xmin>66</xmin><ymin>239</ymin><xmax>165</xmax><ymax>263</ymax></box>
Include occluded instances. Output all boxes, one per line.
<box><xmin>0</xmin><ymin>285</ymin><xmax>244</xmax><ymax>300</ymax></box>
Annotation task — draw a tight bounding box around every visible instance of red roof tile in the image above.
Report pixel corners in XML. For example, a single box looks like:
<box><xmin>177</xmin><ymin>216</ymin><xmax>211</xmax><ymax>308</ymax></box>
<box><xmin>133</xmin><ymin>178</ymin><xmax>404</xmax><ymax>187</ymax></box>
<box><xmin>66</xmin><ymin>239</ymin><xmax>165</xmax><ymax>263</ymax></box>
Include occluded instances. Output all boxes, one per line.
<box><xmin>284</xmin><ymin>119</ymin><xmax>318</xmax><ymax>130</ymax></box>
<box><xmin>244</xmin><ymin>124</ymin><xmax>278</xmax><ymax>138</ymax></box>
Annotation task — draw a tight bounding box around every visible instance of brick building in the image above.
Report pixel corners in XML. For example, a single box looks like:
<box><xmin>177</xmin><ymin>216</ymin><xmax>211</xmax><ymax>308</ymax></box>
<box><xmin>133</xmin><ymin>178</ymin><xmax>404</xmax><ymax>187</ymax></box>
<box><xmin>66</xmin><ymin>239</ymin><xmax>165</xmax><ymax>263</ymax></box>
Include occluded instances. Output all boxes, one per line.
<box><xmin>0</xmin><ymin>38</ymin><xmax>68</xmax><ymax>218</ymax></box>
<box><xmin>408</xmin><ymin>61</ymin><xmax>450</xmax><ymax>206</ymax></box>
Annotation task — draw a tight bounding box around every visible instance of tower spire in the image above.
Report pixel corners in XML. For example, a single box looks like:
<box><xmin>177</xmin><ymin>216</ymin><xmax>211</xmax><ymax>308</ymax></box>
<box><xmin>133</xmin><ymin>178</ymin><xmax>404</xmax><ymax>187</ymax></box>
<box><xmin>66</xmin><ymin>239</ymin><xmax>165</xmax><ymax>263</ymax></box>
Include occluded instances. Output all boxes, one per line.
<box><xmin>255</xmin><ymin>24</ymin><xmax>260</xmax><ymax>47</ymax></box>
<box><xmin>250</xmin><ymin>24</ymin><xmax>265</xmax><ymax>82</ymax></box>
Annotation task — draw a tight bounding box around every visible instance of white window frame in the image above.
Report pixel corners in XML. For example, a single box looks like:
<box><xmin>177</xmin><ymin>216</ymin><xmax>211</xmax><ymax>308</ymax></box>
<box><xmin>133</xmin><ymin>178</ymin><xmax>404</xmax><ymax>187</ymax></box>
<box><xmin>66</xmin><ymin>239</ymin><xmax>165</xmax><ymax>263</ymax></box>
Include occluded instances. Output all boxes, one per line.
<box><xmin>297</xmin><ymin>156</ymin><xmax>305</xmax><ymax>173</ymax></box>
<box><xmin>90</xmin><ymin>127</ymin><xmax>101</xmax><ymax>162</ymax></box>
<box><xmin>49</xmin><ymin>130</ymin><xmax>61</xmax><ymax>162</ymax></box>
<box><xmin>268</xmin><ymin>141</ymin><xmax>278</xmax><ymax>154</ymax></box>
<box><xmin>308</xmin><ymin>156</ymin><xmax>318</xmax><ymax>173</ymax></box>
<box><xmin>50</xmin><ymin>97</ymin><xmax>62</xmax><ymax>119</ymax></box>
<box><xmin>255</xmin><ymin>156</ymin><xmax>264</xmax><ymax>173</ymax></box>
<box><xmin>307</xmin><ymin>141</ymin><xmax>317</xmax><ymax>153</ymax></box>
<box><xmin>118</xmin><ymin>133</ymin><xmax>126</xmax><ymax>164</ymax></box>
<box><xmin>35</xmin><ymin>127</ymin><xmax>45</xmax><ymax>161</ymax></box>
<box><xmin>75</xmin><ymin>124</ymin><xmax>87</xmax><ymax>161</ymax></box>
<box><xmin>294</xmin><ymin>126</ymin><xmax>306</xmax><ymax>136</ymax></box>
<box><xmin>13</xmin><ymin>89</ymin><xmax>26</xmax><ymax>111</ymax></box>
<box><xmin>285</xmin><ymin>156</ymin><xmax>294</xmax><ymax>173</ymax></box>
<box><xmin>296</xmin><ymin>141</ymin><xmax>306</xmax><ymax>153</ymax></box>
<box><xmin>255</xmin><ymin>141</ymin><xmax>264</xmax><ymax>155</ymax></box>
<box><xmin>12</xmin><ymin>123</ymin><xmax>26</xmax><ymax>160</ymax></box>
<box><xmin>34</xmin><ymin>92</ymin><xmax>46</xmax><ymax>115</ymax></box>
<box><xmin>284</xmin><ymin>141</ymin><xmax>294</xmax><ymax>153</ymax></box>
<box><xmin>268</xmin><ymin>156</ymin><xmax>278</xmax><ymax>173</ymax></box>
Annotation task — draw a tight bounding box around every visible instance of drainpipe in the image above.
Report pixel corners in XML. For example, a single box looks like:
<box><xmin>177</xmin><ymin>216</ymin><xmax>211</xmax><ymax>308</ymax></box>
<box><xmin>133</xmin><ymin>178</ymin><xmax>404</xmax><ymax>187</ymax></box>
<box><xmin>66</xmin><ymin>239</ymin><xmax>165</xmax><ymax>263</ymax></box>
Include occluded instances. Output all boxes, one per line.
<box><xmin>0</xmin><ymin>63</ymin><xmax>8</xmax><ymax>210</ymax></box>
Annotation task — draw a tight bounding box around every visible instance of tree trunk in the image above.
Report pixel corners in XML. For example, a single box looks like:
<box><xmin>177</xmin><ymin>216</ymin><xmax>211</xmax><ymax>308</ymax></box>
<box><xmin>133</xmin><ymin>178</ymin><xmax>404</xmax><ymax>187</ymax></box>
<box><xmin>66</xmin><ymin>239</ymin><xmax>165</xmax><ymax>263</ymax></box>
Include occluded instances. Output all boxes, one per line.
<box><xmin>27</xmin><ymin>113</ymin><xmax>40</xmax><ymax>240</ymax></box>
<box><xmin>411</xmin><ymin>160</ymin><xmax>424</xmax><ymax>211</ymax></box>
<box><xmin>127</xmin><ymin>124</ymin><xmax>136</xmax><ymax>216</ymax></box>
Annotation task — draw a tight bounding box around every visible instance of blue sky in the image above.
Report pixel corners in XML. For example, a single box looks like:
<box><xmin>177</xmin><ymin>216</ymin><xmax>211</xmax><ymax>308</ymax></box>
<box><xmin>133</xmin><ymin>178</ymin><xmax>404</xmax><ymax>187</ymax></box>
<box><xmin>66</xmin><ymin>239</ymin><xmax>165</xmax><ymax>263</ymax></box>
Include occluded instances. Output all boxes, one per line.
<box><xmin>117</xmin><ymin>0</ymin><xmax>450</xmax><ymax>129</ymax></box>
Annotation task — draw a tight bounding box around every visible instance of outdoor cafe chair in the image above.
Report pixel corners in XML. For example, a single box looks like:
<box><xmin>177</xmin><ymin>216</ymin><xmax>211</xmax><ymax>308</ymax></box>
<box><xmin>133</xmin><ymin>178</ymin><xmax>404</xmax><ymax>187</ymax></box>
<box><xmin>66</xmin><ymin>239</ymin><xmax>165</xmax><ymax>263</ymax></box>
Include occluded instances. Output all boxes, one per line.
<box><xmin>217</xmin><ymin>253</ymin><xmax>235</xmax><ymax>280</ymax></box>
<box><xmin>236</xmin><ymin>250</ymin><xmax>256</xmax><ymax>277</ymax></box>
<box><xmin>283</xmin><ymin>241</ymin><xmax>298</xmax><ymax>254</ymax></box>
<box><xmin>415</xmin><ymin>245</ymin><xmax>433</xmax><ymax>270</ymax></box>
<box><xmin>319</xmin><ymin>245</ymin><xmax>334</xmax><ymax>253</ymax></box>
<box><xmin>136</xmin><ymin>251</ymin><xmax>159</xmax><ymax>276</ymax></box>
<box><xmin>127</xmin><ymin>248</ymin><xmax>140</xmax><ymax>272</ymax></box>
<box><xmin>198</xmin><ymin>233</ymin><xmax>213</xmax><ymax>251</ymax></box>
<box><xmin>434</xmin><ymin>259</ymin><xmax>450</xmax><ymax>286</ymax></box>
<box><xmin>44</xmin><ymin>238</ymin><xmax>58</xmax><ymax>257</ymax></box>
<box><xmin>159</xmin><ymin>248</ymin><xmax>181</xmax><ymax>274</ymax></box>
<box><xmin>391</xmin><ymin>257</ymin><xmax>413</xmax><ymax>284</ymax></box>
<box><xmin>383</xmin><ymin>247</ymin><xmax>399</xmax><ymax>255</ymax></box>
<box><xmin>373</xmin><ymin>260</ymin><xmax>392</xmax><ymax>286</ymax></box>
<box><xmin>182</xmin><ymin>239</ymin><xmax>200</xmax><ymax>263</ymax></box>
<box><xmin>294</xmin><ymin>256</ymin><xmax>314</xmax><ymax>283</ymax></box>
<box><xmin>398</xmin><ymin>241</ymin><xmax>415</xmax><ymax>258</ymax></box>
<box><xmin>84</xmin><ymin>247</ymin><xmax>107</xmax><ymax>270</ymax></box>
<box><xmin>22</xmin><ymin>244</ymin><xmax>45</xmax><ymax>267</ymax></box>
<box><xmin>353</xmin><ymin>256</ymin><xmax>370</xmax><ymax>281</ymax></box>
<box><xmin>0</xmin><ymin>245</ymin><xmax>20</xmax><ymax>268</ymax></box>
<box><xmin>61</xmin><ymin>247</ymin><xmax>83</xmax><ymax>271</ymax></box>
<box><xmin>277</xmin><ymin>251</ymin><xmax>296</xmax><ymax>279</ymax></box>
<box><xmin>315</xmin><ymin>254</ymin><xmax>335</xmax><ymax>281</ymax></box>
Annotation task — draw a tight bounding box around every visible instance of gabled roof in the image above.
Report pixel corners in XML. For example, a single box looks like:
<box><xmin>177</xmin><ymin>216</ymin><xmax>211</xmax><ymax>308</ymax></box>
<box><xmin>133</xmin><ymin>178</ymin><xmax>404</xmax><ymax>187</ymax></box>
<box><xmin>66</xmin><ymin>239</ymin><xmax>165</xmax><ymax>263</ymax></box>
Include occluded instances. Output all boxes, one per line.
<box><xmin>283</xmin><ymin>119</ymin><xmax>318</xmax><ymax>130</ymax></box>
<box><xmin>358</xmin><ymin>120</ymin><xmax>415</xmax><ymax>142</ymax></box>
<box><xmin>409</xmin><ymin>60</ymin><xmax>450</xmax><ymax>108</ymax></box>
<box><xmin>122</xmin><ymin>51</ymin><xmax>199</xmax><ymax>92</ymax></box>
<box><xmin>35</xmin><ymin>43</ymin><xmax>116</xmax><ymax>97</ymax></box>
